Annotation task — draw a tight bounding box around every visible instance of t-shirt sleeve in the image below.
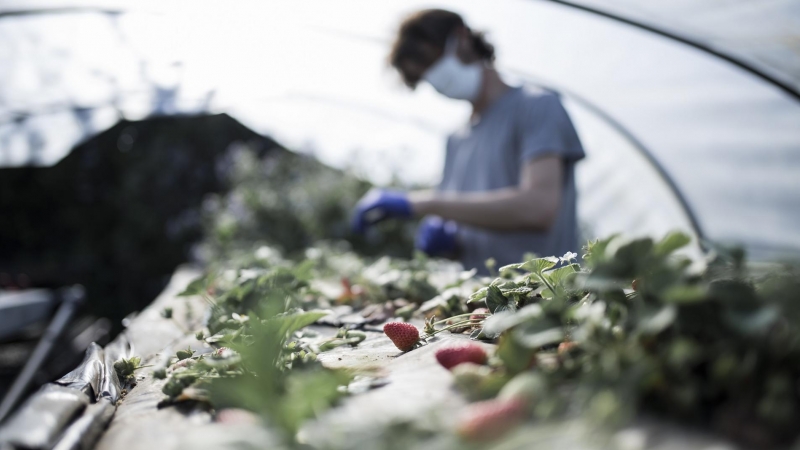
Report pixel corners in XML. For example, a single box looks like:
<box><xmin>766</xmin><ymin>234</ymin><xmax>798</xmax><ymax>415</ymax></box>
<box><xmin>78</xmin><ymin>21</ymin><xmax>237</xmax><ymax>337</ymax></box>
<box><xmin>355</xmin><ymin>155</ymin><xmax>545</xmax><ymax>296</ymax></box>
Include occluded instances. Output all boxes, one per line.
<box><xmin>518</xmin><ymin>92</ymin><xmax>585</xmax><ymax>164</ymax></box>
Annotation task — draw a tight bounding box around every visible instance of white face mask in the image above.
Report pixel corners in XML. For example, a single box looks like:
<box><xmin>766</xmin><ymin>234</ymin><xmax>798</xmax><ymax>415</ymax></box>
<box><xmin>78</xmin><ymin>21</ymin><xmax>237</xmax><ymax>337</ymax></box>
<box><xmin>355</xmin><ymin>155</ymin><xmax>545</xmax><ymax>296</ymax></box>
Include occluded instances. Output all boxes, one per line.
<box><xmin>422</xmin><ymin>35</ymin><xmax>483</xmax><ymax>101</ymax></box>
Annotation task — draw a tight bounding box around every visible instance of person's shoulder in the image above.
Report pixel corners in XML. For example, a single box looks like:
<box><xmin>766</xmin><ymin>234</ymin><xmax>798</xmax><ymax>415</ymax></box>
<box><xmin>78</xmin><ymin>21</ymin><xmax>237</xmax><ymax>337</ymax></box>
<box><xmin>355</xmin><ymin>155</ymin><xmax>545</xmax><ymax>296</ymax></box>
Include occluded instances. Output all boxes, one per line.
<box><xmin>509</xmin><ymin>85</ymin><xmax>567</xmax><ymax>121</ymax></box>
<box><xmin>515</xmin><ymin>85</ymin><xmax>562</xmax><ymax>108</ymax></box>
<box><xmin>448</xmin><ymin>123</ymin><xmax>471</xmax><ymax>141</ymax></box>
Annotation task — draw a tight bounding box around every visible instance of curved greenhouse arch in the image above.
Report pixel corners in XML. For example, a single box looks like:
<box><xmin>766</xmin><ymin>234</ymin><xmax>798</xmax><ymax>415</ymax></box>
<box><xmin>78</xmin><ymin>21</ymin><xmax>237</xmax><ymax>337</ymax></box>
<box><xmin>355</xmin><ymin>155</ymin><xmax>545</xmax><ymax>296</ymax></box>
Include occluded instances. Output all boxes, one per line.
<box><xmin>540</xmin><ymin>0</ymin><xmax>800</xmax><ymax>103</ymax></box>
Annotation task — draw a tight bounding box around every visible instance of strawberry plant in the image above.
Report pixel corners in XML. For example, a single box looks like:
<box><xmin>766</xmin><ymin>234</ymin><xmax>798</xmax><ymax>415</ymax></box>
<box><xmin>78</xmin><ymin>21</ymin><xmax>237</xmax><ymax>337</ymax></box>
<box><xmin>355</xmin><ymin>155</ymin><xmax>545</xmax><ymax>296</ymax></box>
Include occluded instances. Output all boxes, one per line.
<box><xmin>472</xmin><ymin>232</ymin><xmax>800</xmax><ymax>448</ymax></box>
<box><xmin>154</xmin><ymin>227</ymin><xmax>800</xmax><ymax>449</ymax></box>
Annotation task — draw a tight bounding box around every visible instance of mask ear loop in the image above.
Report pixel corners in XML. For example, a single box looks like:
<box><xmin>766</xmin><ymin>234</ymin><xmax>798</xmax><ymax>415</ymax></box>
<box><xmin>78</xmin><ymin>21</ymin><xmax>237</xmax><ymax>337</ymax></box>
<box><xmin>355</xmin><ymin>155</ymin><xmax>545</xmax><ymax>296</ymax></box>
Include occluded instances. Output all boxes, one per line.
<box><xmin>442</xmin><ymin>33</ymin><xmax>459</xmax><ymax>57</ymax></box>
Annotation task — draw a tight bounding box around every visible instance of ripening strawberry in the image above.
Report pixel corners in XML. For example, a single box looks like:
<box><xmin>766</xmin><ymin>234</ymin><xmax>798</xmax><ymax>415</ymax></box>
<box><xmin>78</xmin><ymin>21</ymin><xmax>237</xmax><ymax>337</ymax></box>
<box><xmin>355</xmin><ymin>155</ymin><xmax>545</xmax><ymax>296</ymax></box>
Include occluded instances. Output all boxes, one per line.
<box><xmin>383</xmin><ymin>322</ymin><xmax>420</xmax><ymax>351</ymax></box>
<box><xmin>470</xmin><ymin>307</ymin><xmax>490</xmax><ymax>321</ymax></box>
<box><xmin>457</xmin><ymin>398</ymin><xmax>527</xmax><ymax>441</ymax></box>
<box><xmin>435</xmin><ymin>342</ymin><xmax>488</xmax><ymax>370</ymax></box>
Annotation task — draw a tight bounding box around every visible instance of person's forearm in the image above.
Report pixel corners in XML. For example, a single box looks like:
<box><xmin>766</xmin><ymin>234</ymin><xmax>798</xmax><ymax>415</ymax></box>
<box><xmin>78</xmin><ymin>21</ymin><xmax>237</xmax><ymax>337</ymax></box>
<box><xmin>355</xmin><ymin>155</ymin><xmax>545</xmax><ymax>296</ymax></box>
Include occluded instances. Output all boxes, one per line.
<box><xmin>409</xmin><ymin>188</ymin><xmax>560</xmax><ymax>231</ymax></box>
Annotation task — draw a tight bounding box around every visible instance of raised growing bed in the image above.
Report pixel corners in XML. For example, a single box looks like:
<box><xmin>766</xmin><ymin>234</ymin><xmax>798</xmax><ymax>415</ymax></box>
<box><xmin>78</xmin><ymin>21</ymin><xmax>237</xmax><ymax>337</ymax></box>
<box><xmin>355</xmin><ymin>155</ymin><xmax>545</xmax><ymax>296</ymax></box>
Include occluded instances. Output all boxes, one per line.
<box><xmin>4</xmin><ymin>232</ymin><xmax>798</xmax><ymax>450</ymax></box>
<box><xmin>88</xmin><ymin>265</ymin><xmax>730</xmax><ymax>450</ymax></box>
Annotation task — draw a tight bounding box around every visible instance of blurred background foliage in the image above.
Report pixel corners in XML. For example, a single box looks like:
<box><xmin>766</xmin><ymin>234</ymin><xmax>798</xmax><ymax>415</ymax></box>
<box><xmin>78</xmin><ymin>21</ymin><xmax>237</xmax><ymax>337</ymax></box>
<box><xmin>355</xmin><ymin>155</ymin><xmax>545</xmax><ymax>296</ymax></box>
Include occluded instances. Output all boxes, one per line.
<box><xmin>0</xmin><ymin>114</ymin><xmax>413</xmax><ymax>334</ymax></box>
<box><xmin>198</xmin><ymin>143</ymin><xmax>415</xmax><ymax>262</ymax></box>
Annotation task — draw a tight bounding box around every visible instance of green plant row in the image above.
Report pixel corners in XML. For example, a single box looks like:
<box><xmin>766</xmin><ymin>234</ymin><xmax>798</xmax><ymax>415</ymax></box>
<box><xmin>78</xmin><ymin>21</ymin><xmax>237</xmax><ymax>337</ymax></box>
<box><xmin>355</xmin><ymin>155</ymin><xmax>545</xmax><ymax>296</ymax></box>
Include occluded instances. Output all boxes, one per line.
<box><xmin>155</xmin><ymin>232</ymin><xmax>800</xmax><ymax>449</ymax></box>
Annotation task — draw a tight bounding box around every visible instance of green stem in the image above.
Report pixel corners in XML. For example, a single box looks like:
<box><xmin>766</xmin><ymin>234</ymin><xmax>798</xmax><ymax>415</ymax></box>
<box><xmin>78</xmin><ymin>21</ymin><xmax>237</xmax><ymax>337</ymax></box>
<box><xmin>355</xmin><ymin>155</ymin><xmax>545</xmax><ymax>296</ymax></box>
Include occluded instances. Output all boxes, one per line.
<box><xmin>201</xmin><ymin>293</ymin><xmax>218</xmax><ymax>308</ymax></box>
<box><xmin>422</xmin><ymin>319</ymin><xmax>483</xmax><ymax>339</ymax></box>
<box><xmin>433</xmin><ymin>313</ymin><xmax>489</xmax><ymax>325</ymax></box>
<box><xmin>319</xmin><ymin>336</ymin><xmax>364</xmax><ymax>352</ymax></box>
<box><xmin>536</xmin><ymin>272</ymin><xmax>556</xmax><ymax>294</ymax></box>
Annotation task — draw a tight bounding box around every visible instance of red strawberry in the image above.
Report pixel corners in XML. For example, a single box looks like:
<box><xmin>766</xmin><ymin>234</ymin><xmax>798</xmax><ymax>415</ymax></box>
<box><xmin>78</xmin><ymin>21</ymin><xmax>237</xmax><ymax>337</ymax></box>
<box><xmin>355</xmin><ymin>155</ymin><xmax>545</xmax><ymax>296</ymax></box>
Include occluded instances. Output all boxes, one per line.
<box><xmin>457</xmin><ymin>398</ymin><xmax>527</xmax><ymax>441</ymax></box>
<box><xmin>383</xmin><ymin>322</ymin><xmax>420</xmax><ymax>351</ymax></box>
<box><xmin>470</xmin><ymin>308</ymin><xmax>490</xmax><ymax>321</ymax></box>
<box><xmin>435</xmin><ymin>342</ymin><xmax>488</xmax><ymax>370</ymax></box>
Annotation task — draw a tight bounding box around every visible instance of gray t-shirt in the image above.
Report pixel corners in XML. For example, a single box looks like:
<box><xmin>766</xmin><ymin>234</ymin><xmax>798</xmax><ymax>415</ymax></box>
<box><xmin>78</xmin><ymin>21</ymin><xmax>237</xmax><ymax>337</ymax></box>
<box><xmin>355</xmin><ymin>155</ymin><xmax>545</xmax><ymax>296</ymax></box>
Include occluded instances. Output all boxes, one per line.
<box><xmin>439</xmin><ymin>85</ymin><xmax>585</xmax><ymax>273</ymax></box>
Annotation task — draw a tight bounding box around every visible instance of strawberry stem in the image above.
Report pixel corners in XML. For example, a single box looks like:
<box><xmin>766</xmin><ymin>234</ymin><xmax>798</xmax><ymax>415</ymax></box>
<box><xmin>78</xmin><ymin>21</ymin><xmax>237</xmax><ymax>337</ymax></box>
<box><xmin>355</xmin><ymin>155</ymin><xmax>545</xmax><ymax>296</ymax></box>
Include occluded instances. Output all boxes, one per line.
<box><xmin>433</xmin><ymin>313</ymin><xmax>489</xmax><ymax>326</ymax></box>
<box><xmin>421</xmin><ymin>319</ymin><xmax>483</xmax><ymax>339</ymax></box>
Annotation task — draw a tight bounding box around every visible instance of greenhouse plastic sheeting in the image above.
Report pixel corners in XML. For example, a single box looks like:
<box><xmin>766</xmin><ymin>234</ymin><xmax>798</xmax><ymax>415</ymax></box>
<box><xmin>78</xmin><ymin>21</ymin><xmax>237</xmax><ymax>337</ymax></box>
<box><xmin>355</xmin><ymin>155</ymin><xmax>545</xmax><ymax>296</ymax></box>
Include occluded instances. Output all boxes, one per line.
<box><xmin>1</xmin><ymin>0</ymin><xmax>799</xmax><ymax>259</ymax></box>
<box><xmin>560</xmin><ymin>0</ymin><xmax>800</xmax><ymax>93</ymax></box>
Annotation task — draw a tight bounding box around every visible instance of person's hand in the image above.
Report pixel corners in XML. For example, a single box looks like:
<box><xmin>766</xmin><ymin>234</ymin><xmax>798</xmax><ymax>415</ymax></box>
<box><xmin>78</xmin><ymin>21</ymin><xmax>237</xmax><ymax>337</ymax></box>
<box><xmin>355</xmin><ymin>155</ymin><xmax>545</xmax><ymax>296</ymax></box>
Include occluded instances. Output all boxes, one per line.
<box><xmin>351</xmin><ymin>189</ymin><xmax>412</xmax><ymax>233</ymax></box>
<box><xmin>415</xmin><ymin>216</ymin><xmax>458</xmax><ymax>257</ymax></box>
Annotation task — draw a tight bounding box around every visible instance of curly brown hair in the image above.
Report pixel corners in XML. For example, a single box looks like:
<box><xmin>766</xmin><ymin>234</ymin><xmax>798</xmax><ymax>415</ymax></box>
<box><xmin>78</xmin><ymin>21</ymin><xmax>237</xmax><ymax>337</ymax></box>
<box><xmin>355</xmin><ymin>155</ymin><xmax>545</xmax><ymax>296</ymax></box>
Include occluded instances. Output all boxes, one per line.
<box><xmin>389</xmin><ymin>9</ymin><xmax>495</xmax><ymax>88</ymax></box>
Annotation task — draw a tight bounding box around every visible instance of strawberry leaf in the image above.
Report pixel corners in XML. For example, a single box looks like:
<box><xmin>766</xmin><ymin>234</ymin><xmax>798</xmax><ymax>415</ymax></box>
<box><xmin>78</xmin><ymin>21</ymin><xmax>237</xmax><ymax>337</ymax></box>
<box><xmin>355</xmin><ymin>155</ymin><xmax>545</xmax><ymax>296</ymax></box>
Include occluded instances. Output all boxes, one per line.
<box><xmin>486</xmin><ymin>285</ymin><xmax>516</xmax><ymax>314</ymax></box>
<box><xmin>520</xmin><ymin>256</ymin><xmax>559</xmax><ymax>276</ymax></box>
<box><xmin>653</xmin><ymin>231</ymin><xmax>691</xmax><ymax>257</ymax></box>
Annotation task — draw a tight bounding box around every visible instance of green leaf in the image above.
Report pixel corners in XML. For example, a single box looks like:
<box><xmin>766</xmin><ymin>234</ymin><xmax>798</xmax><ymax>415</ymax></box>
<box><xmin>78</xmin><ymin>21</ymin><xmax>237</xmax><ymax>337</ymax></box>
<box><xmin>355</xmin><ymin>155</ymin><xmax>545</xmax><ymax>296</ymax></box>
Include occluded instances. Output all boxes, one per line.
<box><xmin>270</xmin><ymin>309</ymin><xmax>329</xmax><ymax>337</ymax></box>
<box><xmin>600</xmin><ymin>238</ymin><xmax>655</xmax><ymax>281</ymax></box>
<box><xmin>497</xmin><ymin>334</ymin><xmax>537</xmax><ymax>375</ymax></box>
<box><xmin>500</xmin><ymin>285</ymin><xmax>534</xmax><ymax>295</ymax></box>
<box><xmin>469</xmin><ymin>328</ymin><xmax>483</xmax><ymax>340</ymax></box>
<box><xmin>178</xmin><ymin>275</ymin><xmax>210</xmax><ymax>297</ymax></box>
<box><xmin>723</xmin><ymin>306</ymin><xmax>779</xmax><ymax>336</ymax></box>
<box><xmin>520</xmin><ymin>257</ymin><xmax>559</xmax><ymax>275</ymax></box>
<box><xmin>467</xmin><ymin>286</ymin><xmax>489</xmax><ymax>304</ymax></box>
<box><xmin>200</xmin><ymin>353</ymin><xmax>242</xmax><ymax>369</ymax></box>
<box><xmin>277</xmin><ymin>368</ymin><xmax>352</xmax><ymax>434</ymax></box>
<box><xmin>500</xmin><ymin>256</ymin><xmax>559</xmax><ymax>276</ymax></box>
<box><xmin>176</xmin><ymin>347</ymin><xmax>195</xmax><ymax>361</ymax></box>
<box><xmin>582</xmin><ymin>235</ymin><xmax>618</xmax><ymax>267</ymax></box>
<box><xmin>486</xmin><ymin>285</ymin><xmax>515</xmax><ymax>314</ymax></box>
<box><xmin>709</xmin><ymin>279</ymin><xmax>758</xmax><ymax>309</ymax></box>
<box><xmin>636</xmin><ymin>305</ymin><xmax>676</xmax><ymax>335</ymax></box>
<box><xmin>499</xmin><ymin>262</ymin><xmax>524</xmax><ymax>272</ymax></box>
<box><xmin>470</xmin><ymin>327</ymin><xmax>500</xmax><ymax>340</ymax></box>
<box><xmin>667</xmin><ymin>338</ymin><xmax>703</xmax><ymax>369</ymax></box>
<box><xmin>662</xmin><ymin>285</ymin><xmax>707</xmax><ymax>303</ymax></box>
<box><xmin>513</xmin><ymin>326</ymin><xmax>564</xmax><ymax>349</ymax></box>
<box><xmin>579</xmin><ymin>274</ymin><xmax>628</xmax><ymax>292</ymax></box>
<box><xmin>483</xmin><ymin>304</ymin><xmax>544</xmax><ymax>336</ymax></box>
<box><xmin>114</xmin><ymin>356</ymin><xmax>142</xmax><ymax>380</ymax></box>
<box><xmin>495</xmin><ymin>304</ymin><xmax>517</xmax><ymax>315</ymax></box>
<box><xmin>542</xmin><ymin>264</ymin><xmax>579</xmax><ymax>289</ymax></box>
<box><xmin>205</xmin><ymin>329</ymin><xmax>238</xmax><ymax>343</ymax></box>
<box><xmin>654</xmin><ymin>231</ymin><xmax>691</xmax><ymax>257</ymax></box>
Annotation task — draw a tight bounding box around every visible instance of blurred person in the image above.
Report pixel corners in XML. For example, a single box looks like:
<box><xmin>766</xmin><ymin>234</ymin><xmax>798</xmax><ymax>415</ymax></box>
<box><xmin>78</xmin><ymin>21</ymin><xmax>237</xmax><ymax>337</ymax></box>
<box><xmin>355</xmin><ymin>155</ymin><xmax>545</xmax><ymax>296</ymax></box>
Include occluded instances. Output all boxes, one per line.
<box><xmin>352</xmin><ymin>9</ymin><xmax>585</xmax><ymax>272</ymax></box>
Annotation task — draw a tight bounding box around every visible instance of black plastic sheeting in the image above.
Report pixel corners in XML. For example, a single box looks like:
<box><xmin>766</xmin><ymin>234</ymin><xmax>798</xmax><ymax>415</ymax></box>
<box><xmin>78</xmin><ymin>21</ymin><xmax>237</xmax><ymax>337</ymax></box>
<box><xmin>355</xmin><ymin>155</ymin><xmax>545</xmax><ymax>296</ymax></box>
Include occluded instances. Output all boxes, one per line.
<box><xmin>0</xmin><ymin>336</ymin><xmax>132</xmax><ymax>450</ymax></box>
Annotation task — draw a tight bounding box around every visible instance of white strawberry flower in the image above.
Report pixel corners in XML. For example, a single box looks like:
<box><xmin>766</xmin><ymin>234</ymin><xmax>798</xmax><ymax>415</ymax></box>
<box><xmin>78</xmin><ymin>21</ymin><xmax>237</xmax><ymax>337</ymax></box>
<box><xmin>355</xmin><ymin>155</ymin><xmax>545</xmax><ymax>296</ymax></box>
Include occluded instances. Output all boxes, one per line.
<box><xmin>560</xmin><ymin>251</ymin><xmax>577</xmax><ymax>264</ymax></box>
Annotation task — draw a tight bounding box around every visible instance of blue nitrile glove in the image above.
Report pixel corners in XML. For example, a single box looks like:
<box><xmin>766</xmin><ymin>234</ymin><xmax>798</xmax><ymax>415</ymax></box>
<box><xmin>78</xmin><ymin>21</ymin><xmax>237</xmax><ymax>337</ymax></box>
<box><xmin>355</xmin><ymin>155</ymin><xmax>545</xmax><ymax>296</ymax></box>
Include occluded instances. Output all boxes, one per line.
<box><xmin>351</xmin><ymin>189</ymin><xmax>412</xmax><ymax>233</ymax></box>
<box><xmin>415</xmin><ymin>216</ymin><xmax>458</xmax><ymax>257</ymax></box>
